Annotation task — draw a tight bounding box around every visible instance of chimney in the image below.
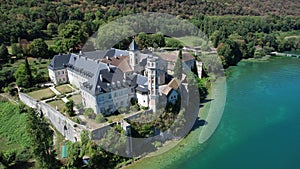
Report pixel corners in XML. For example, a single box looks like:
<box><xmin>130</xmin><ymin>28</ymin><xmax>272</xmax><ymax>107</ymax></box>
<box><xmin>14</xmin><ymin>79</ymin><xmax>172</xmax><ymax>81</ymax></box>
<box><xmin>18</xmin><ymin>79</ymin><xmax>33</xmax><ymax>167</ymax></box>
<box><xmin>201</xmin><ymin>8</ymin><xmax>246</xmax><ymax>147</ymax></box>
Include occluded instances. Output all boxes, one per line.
<box><xmin>112</xmin><ymin>82</ymin><xmax>115</xmax><ymax>88</ymax></box>
<box><xmin>106</xmin><ymin>56</ymin><xmax>109</xmax><ymax>60</ymax></box>
<box><xmin>79</xmin><ymin>51</ymin><xmax>83</xmax><ymax>56</ymax></box>
<box><xmin>100</xmin><ymin>74</ymin><xmax>103</xmax><ymax>81</ymax></box>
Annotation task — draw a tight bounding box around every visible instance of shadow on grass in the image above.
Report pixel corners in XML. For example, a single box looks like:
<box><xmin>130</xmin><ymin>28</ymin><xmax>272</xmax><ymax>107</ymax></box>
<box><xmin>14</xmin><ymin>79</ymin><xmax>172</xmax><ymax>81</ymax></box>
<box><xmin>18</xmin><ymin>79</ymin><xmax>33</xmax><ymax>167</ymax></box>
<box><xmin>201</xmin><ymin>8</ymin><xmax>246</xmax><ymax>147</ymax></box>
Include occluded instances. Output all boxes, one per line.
<box><xmin>10</xmin><ymin>161</ymin><xmax>35</xmax><ymax>169</ymax></box>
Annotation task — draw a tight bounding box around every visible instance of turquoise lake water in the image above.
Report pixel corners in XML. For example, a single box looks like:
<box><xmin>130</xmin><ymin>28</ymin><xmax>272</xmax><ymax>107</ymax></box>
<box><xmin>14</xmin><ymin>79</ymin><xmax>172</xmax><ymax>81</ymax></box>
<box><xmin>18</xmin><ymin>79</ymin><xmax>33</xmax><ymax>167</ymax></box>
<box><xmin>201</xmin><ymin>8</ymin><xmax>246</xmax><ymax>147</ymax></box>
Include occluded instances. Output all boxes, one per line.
<box><xmin>170</xmin><ymin>57</ymin><xmax>300</xmax><ymax>169</ymax></box>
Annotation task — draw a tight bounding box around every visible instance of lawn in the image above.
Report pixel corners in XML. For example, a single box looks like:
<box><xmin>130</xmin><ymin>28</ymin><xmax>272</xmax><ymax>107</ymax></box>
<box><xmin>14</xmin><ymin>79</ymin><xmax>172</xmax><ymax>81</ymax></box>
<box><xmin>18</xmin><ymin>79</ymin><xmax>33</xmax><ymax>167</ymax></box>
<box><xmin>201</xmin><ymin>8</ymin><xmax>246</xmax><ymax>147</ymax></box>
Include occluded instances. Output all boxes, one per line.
<box><xmin>176</xmin><ymin>36</ymin><xmax>206</xmax><ymax>46</ymax></box>
<box><xmin>48</xmin><ymin>99</ymin><xmax>66</xmax><ymax>112</ymax></box>
<box><xmin>69</xmin><ymin>94</ymin><xmax>82</xmax><ymax>105</ymax></box>
<box><xmin>106</xmin><ymin>114</ymin><xmax>125</xmax><ymax>123</ymax></box>
<box><xmin>27</xmin><ymin>88</ymin><xmax>56</xmax><ymax>100</ymax></box>
<box><xmin>55</xmin><ymin>84</ymin><xmax>73</xmax><ymax>94</ymax></box>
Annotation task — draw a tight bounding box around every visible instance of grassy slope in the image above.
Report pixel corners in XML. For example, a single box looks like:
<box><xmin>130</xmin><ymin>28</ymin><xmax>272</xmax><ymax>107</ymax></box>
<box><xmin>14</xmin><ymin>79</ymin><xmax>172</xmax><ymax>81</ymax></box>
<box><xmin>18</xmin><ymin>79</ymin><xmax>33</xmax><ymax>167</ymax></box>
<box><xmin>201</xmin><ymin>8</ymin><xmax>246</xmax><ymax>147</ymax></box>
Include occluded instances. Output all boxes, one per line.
<box><xmin>0</xmin><ymin>102</ymin><xmax>31</xmax><ymax>152</ymax></box>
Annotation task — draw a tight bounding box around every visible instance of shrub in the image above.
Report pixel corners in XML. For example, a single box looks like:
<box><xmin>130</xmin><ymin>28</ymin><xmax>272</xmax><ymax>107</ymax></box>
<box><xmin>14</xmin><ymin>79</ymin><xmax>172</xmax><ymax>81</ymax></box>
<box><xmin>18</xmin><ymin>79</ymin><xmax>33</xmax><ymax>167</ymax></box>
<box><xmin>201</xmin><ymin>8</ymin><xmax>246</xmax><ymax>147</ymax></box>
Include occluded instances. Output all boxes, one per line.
<box><xmin>118</xmin><ymin>107</ymin><xmax>129</xmax><ymax>114</ymax></box>
<box><xmin>75</xmin><ymin>118</ymin><xmax>81</xmax><ymax>124</ymax></box>
<box><xmin>95</xmin><ymin>114</ymin><xmax>106</xmax><ymax>123</ymax></box>
<box><xmin>84</xmin><ymin>108</ymin><xmax>95</xmax><ymax>119</ymax></box>
<box><xmin>152</xmin><ymin>141</ymin><xmax>162</xmax><ymax>148</ymax></box>
<box><xmin>65</xmin><ymin>100</ymin><xmax>75</xmax><ymax>117</ymax></box>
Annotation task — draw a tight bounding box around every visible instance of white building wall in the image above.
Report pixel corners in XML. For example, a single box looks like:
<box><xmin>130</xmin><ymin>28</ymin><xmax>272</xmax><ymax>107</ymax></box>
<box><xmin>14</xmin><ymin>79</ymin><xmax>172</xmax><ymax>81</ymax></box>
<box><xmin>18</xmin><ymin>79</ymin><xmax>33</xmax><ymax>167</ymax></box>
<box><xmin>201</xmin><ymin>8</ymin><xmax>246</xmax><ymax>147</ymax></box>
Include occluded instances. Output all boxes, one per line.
<box><xmin>49</xmin><ymin>69</ymin><xmax>57</xmax><ymax>84</ymax></box>
<box><xmin>49</xmin><ymin>69</ymin><xmax>68</xmax><ymax>84</ymax></box>
<box><xmin>137</xmin><ymin>92</ymin><xmax>149</xmax><ymax>107</ymax></box>
<box><xmin>82</xmin><ymin>90</ymin><xmax>98</xmax><ymax>114</ymax></box>
<box><xmin>67</xmin><ymin>70</ymin><xmax>88</xmax><ymax>88</ymax></box>
<box><xmin>97</xmin><ymin>88</ymin><xmax>130</xmax><ymax>115</ymax></box>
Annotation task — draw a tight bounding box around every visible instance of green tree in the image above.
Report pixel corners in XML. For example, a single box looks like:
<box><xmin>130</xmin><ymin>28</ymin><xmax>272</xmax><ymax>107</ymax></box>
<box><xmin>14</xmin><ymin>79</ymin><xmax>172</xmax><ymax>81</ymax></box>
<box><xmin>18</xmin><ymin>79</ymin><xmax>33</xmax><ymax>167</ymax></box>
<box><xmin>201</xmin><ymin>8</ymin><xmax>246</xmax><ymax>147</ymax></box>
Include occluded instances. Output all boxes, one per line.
<box><xmin>151</xmin><ymin>33</ymin><xmax>165</xmax><ymax>48</ymax></box>
<box><xmin>14</xmin><ymin>57</ymin><xmax>33</xmax><ymax>88</ymax></box>
<box><xmin>173</xmin><ymin>50</ymin><xmax>183</xmax><ymax>80</ymax></box>
<box><xmin>26</xmin><ymin>108</ymin><xmax>58</xmax><ymax>169</ymax></box>
<box><xmin>11</xmin><ymin>43</ymin><xmax>22</xmax><ymax>58</ymax></box>
<box><xmin>29</xmin><ymin>38</ymin><xmax>49</xmax><ymax>58</ymax></box>
<box><xmin>65</xmin><ymin>100</ymin><xmax>75</xmax><ymax>117</ymax></box>
<box><xmin>0</xmin><ymin>44</ymin><xmax>9</xmax><ymax>61</ymax></box>
<box><xmin>165</xmin><ymin>38</ymin><xmax>183</xmax><ymax>49</ymax></box>
<box><xmin>95</xmin><ymin>113</ymin><xmax>106</xmax><ymax>123</ymax></box>
<box><xmin>47</xmin><ymin>23</ymin><xmax>58</xmax><ymax>36</ymax></box>
<box><xmin>66</xmin><ymin>142</ymin><xmax>82</xmax><ymax>168</ymax></box>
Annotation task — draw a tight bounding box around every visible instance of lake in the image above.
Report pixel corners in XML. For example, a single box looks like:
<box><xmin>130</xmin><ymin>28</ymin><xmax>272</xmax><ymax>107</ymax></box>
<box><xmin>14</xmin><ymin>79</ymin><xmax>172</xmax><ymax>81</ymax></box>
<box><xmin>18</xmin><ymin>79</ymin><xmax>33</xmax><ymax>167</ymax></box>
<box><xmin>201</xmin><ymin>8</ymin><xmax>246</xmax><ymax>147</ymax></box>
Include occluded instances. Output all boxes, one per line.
<box><xmin>126</xmin><ymin>56</ymin><xmax>300</xmax><ymax>169</ymax></box>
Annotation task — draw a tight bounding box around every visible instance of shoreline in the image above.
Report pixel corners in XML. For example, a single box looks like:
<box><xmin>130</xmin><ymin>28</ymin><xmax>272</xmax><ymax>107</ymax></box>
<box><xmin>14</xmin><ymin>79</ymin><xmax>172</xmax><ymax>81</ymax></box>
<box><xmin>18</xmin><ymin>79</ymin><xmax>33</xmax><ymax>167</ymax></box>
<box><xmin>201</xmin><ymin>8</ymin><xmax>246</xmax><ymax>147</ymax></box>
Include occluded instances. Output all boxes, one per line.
<box><xmin>122</xmin><ymin>77</ymin><xmax>227</xmax><ymax>169</ymax></box>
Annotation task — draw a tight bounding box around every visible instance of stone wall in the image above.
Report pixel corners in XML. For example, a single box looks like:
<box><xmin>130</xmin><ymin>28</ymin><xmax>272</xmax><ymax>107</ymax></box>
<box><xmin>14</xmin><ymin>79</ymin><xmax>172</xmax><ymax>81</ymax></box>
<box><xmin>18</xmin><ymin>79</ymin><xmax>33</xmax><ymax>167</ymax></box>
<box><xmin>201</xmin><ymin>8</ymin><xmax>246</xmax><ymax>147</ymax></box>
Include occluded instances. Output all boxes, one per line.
<box><xmin>19</xmin><ymin>93</ymin><xmax>87</xmax><ymax>142</ymax></box>
<box><xmin>19</xmin><ymin>93</ymin><xmax>38</xmax><ymax>109</ymax></box>
<box><xmin>91</xmin><ymin>123</ymin><xmax>114</xmax><ymax>140</ymax></box>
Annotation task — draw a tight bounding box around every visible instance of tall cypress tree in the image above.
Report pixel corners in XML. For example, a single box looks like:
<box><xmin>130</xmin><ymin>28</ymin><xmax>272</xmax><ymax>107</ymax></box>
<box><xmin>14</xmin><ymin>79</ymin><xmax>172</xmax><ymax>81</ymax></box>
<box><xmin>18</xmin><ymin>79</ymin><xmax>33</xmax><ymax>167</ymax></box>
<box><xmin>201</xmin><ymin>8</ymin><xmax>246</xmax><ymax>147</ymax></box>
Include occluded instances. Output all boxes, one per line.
<box><xmin>173</xmin><ymin>50</ymin><xmax>183</xmax><ymax>80</ymax></box>
<box><xmin>24</xmin><ymin>57</ymin><xmax>33</xmax><ymax>85</ymax></box>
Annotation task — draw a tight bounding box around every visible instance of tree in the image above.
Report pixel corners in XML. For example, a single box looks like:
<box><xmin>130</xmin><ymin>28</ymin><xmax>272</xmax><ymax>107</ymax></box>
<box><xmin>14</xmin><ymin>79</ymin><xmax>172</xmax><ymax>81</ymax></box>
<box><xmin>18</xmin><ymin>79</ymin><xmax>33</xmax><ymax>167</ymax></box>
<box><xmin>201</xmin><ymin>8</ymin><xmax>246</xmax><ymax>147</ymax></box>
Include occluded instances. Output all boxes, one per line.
<box><xmin>95</xmin><ymin>113</ymin><xmax>106</xmax><ymax>123</ymax></box>
<box><xmin>165</xmin><ymin>38</ymin><xmax>183</xmax><ymax>49</ymax></box>
<box><xmin>11</xmin><ymin>43</ymin><xmax>22</xmax><ymax>58</ymax></box>
<box><xmin>14</xmin><ymin>57</ymin><xmax>33</xmax><ymax>88</ymax></box>
<box><xmin>66</xmin><ymin>142</ymin><xmax>83</xmax><ymax>168</ymax></box>
<box><xmin>173</xmin><ymin>50</ymin><xmax>183</xmax><ymax>80</ymax></box>
<box><xmin>65</xmin><ymin>100</ymin><xmax>75</xmax><ymax>117</ymax></box>
<box><xmin>26</xmin><ymin>108</ymin><xmax>58</xmax><ymax>169</ymax></box>
<box><xmin>151</xmin><ymin>33</ymin><xmax>165</xmax><ymax>48</ymax></box>
<box><xmin>0</xmin><ymin>44</ymin><xmax>9</xmax><ymax>61</ymax></box>
<box><xmin>47</xmin><ymin>23</ymin><xmax>58</xmax><ymax>36</ymax></box>
<box><xmin>29</xmin><ymin>38</ymin><xmax>49</xmax><ymax>58</ymax></box>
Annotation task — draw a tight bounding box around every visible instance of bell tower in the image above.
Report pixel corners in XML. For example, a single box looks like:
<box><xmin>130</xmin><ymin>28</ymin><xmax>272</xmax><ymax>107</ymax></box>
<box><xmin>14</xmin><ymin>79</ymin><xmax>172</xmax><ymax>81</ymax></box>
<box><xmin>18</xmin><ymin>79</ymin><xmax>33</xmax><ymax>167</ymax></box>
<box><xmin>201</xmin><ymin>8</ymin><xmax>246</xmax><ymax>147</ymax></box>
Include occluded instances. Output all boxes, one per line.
<box><xmin>129</xmin><ymin>39</ymin><xmax>139</xmax><ymax>70</ymax></box>
<box><xmin>147</xmin><ymin>56</ymin><xmax>159</xmax><ymax>112</ymax></box>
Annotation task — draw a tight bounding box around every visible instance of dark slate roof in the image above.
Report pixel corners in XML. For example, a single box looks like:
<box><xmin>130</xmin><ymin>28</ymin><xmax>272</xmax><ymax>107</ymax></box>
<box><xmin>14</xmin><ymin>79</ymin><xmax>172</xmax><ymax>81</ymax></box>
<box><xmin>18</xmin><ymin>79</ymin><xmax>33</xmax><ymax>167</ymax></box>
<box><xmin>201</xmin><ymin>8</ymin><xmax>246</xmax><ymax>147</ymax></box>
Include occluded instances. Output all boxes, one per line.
<box><xmin>136</xmin><ymin>85</ymin><xmax>148</xmax><ymax>93</ymax></box>
<box><xmin>66</xmin><ymin>54</ymin><xmax>108</xmax><ymax>95</ymax></box>
<box><xmin>48</xmin><ymin>54</ymin><xmax>71</xmax><ymax>70</ymax></box>
<box><xmin>83</xmin><ymin>50</ymin><xmax>107</xmax><ymax>60</ymax></box>
<box><xmin>79</xmin><ymin>49</ymin><xmax>129</xmax><ymax>60</ymax></box>
<box><xmin>93</xmin><ymin>66</ymin><xmax>130</xmax><ymax>94</ymax></box>
<box><xmin>129</xmin><ymin>40</ymin><xmax>139</xmax><ymax>51</ymax></box>
<box><xmin>128</xmin><ymin>73</ymin><xmax>148</xmax><ymax>87</ymax></box>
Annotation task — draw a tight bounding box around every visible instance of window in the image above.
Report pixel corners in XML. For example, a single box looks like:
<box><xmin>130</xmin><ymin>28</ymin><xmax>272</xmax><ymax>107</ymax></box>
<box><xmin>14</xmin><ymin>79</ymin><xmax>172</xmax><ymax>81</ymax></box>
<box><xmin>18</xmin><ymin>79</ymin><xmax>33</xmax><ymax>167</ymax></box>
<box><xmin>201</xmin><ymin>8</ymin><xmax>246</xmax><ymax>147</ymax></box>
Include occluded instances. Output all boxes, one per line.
<box><xmin>62</xmin><ymin>71</ymin><xmax>64</xmax><ymax>74</ymax></box>
<box><xmin>57</xmin><ymin>71</ymin><xmax>60</xmax><ymax>75</ymax></box>
<box><xmin>63</xmin><ymin>78</ymin><xmax>65</xmax><ymax>81</ymax></box>
<box><xmin>108</xmin><ymin>94</ymin><xmax>112</xmax><ymax>99</ymax></box>
<box><xmin>114</xmin><ymin>92</ymin><xmax>117</xmax><ymax>97</ymax></box>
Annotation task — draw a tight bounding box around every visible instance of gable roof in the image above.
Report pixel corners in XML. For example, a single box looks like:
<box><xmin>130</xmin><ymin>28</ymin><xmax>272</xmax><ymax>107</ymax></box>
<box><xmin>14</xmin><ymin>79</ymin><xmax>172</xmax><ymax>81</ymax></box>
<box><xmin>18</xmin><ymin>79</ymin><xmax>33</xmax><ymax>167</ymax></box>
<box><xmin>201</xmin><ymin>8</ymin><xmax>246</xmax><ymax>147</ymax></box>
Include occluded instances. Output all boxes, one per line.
<box><xmin>48</xmin><ymin>54</ymin><xmax>71</xmax><ymax>70</ymax></box>
<box><xmin>159</xmin><ymin>51</ymin><xmax>195</xmax><ymax>62</ymax></box>
<box><xmin>100</xmin><ymin>55</ymin><xmax>133</xmax><ymax>73</ymax></box>
<box><xmin>160</xmin><ymin>78</ymin><xmax>180</xmax><ymax>96</ymax></box>
<box><xmin>80</xmin><ymin>49</ymin><xmax>129</xmax><ymax>60</ymax></box>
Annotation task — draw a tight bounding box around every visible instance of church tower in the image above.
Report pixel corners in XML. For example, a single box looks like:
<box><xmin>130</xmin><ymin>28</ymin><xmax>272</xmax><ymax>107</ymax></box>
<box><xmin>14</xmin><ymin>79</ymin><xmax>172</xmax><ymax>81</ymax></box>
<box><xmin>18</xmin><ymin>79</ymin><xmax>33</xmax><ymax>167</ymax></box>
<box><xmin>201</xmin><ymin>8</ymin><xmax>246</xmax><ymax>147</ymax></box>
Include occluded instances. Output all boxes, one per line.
<box><xmin>129</xmin><ymin>39</ymin><xmax>139</xmax><ymax>70</ymax></box>
<box><xmin>147</xmin><ymin>56</ymin><xmax>159</xmax><ymax>112</ymax></box>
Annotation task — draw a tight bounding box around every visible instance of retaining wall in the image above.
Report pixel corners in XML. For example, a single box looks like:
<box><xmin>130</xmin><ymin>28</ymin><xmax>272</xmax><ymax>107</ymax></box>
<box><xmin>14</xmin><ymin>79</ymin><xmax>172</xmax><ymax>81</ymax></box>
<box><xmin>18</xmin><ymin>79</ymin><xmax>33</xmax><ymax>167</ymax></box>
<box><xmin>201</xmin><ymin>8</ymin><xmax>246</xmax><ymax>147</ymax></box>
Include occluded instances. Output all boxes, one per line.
<box><xmin>19</xmin><ymin>93</ymin><xmax>86</xmax><ymax>142</ymax></box>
